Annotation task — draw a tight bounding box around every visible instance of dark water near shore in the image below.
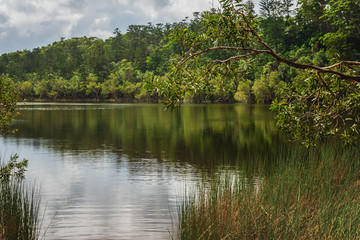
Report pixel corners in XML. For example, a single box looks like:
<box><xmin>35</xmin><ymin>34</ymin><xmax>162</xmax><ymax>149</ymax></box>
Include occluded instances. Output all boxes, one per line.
<box><xmin>0</xmin><ymin>103</ymin><xmax>285</xmax><ymax>239</ymax></box>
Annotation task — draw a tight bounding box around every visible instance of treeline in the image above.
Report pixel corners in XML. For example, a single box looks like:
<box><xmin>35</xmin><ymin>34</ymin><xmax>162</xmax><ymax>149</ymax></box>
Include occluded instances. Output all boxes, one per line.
<box><xmin>1</xmin><ymin>0</ymin><xmax>359</xmax><ymax>102</ymax></box>
<box><xmin>0</xmin><ymin>20</ymin><xmax>197</xmax><ymax>101</ymax></box>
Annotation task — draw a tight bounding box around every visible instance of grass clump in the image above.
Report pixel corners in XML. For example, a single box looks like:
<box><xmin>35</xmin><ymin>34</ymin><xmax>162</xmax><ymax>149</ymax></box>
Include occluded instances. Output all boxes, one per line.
<box><xmin>178</xmin><ymin>145</ymin><xmax>360</xmax><ymax>239</ymax></box>
<box><xmin>0</xmin><ymin>154</ymin><xmax>41</xmax><ymax>240</ymax></box>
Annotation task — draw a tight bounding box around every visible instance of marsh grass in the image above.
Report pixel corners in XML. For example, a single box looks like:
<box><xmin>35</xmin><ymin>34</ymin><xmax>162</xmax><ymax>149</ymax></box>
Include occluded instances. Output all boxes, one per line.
<box><xmin>0</xmin><ymin>157</ymin><xmax>41</xmax><ymax>240</ymax></box>
<box><xmin>0</xmin><ymin>181</ymin><xmax>41</xmax><ymax>240</ymax></box>
<box><xmin>178</xmin><ymin>145</ymin><xmax>360</xmax><ymax>239</ymax></box>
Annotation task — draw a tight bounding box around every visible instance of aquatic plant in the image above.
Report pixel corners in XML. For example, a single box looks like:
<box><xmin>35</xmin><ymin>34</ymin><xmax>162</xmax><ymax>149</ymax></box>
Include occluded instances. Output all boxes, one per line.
<box><xmin>0</xmin><ymin>155</ymin><xmax>41</xmax><ymax>240</ymax></box>
<box><xmin>178</xmin><ymin>145</ymin><xmax>360</xmax><ymax>239</ymax></box>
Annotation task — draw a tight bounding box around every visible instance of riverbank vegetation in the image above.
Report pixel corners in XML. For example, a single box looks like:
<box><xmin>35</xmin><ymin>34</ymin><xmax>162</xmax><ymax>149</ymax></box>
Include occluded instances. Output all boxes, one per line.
<box><xmin>0</xmin><ymin>155</ymin><xmax>41</xmax><ymax>240</ymax></box>
<box><xmin>1</xmin><ymin>0</ymin><xmax>358</xmax><ymax>107</ymax></box>
<box><xmin>178</xmin><ymin>145</ymin><xmax>360</xmax><ymax>239</ymax></box>
<box><xmin>166</xmin><ymin>0</ymin><xmax>360</xmax><ymax>238</ymax></box>
<box><xmin>0</xmin><ymin>77</ymin><xmax>41</xmax><ymax>239</ymax></box>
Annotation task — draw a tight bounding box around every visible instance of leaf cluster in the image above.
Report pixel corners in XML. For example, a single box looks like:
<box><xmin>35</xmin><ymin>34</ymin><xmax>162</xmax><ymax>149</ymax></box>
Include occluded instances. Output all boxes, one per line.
<box><xmin>272</xmin><ymin>68</ymin><xmax>360</xmax><ymax>146</ymax></box>
<box><xmin>0</xmin><ymin>154</ymin><xmax>28</xmax><ymax>183</ymax></box>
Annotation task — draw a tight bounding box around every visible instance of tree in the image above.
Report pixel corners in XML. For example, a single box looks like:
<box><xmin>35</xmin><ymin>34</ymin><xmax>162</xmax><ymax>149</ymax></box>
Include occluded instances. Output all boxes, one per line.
<box><xmin>147</xmin><ymin>0</ymin><xmax>360</xmax><ymax>145</ymax></box>
<box><xmin>102</xmin><ymin>73</ymin><xmax>121</xmax><ymax>101</ymax></box>
<box><xmin>85</xmin><ymin>73</ymin><xmax>101</xmax><ymax>101</ymax></box>
<box><xmin>259</xmin><ymin>0</ymin><xmax>281</xmax><ymax>18</ymax></box>
<box><xmin>320</xmin><ymin>0</ymin><xmax>360</xmax><ymax>60</ymax></box>
<box><xmin>0</xmin><ymin>76</ymin><xmax>19</xmax><ymax>134</ymax></box>
<box><xmin>234</xmin><ymin>79</ymin><xmax>252</xmax><ymax>103</ymax></box>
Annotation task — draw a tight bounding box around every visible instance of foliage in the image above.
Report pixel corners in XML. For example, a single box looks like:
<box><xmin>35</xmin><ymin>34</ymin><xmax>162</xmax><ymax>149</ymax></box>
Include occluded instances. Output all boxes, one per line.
<box><xmin>0</xmin><ymin>154</ymin><xmax>28</xmax><ymax>183</ymax></box>
<box><xmin>0</xmin><ymin>60</ymin><xmax>40</xmax><ymax>240</ymax></box>
<box><xmin>0</xmin><ymin>76</ymin><xmax>19</xmax><ymax>133</ymax></box>
<box><xmin>271</xmin><ymin>71</ymin><xmax>360</xmax><ymax>146</ymax></box>
<box><xmin>146</xmin><ymin>0</ymin><xmax>360</xmax><ymax>145</ymax></box>
<box><xmin>234</xmin><ymin>79</ymin><xmax>252</xmax><ymax>103</ymax></box>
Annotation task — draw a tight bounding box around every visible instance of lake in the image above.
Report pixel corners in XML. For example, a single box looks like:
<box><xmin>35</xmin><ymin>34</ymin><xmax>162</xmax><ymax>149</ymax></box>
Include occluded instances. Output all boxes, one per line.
<box><xmin>0</xmin><ymin>103</ymin><xmax>285</xmax><ymax>239</ymax></box>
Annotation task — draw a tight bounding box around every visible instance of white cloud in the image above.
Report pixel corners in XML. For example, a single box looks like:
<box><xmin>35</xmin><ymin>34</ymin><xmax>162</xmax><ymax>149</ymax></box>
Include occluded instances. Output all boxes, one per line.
<box><xmin>0</xmin><ymin>0</ymin><xmax>261</xmax><ymax>54</ymax></box>
<box><xmin>90</xmin><ymin>29</ymin><xmax>113</xmax><ymax>39</ymax></box>
<box><xmin>60</xmin><ymin>14</ymin><xmax>84</xmax><ymax>37</ymax></box>
<box><xmin>0</xmin><ymin>0</ymin><xmax>85</xmax><ymax>38</ymax></box>
<box><xmin>123</xmin><ymin>10</ymin><xmax>136</xmax><ymax>15</ymax></box>
<box><xmin>95</xmin><ymin>15</ymin><xmax>111</xmax><ymax>26</ymax></box>
<box><xmin>112</xmin><ymin>0</ymin><xmax>130</xmax><ymax>5</ymax></box>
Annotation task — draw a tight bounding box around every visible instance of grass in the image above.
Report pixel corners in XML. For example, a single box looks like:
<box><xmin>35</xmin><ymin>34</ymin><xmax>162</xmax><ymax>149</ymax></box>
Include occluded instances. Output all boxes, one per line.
<box><xmin>177</xmin><ymin>145</ymin><xmax>360</xmax><ymax>239</ymax></box>
<box><xmin>0</xmin><ymin>157</ymin><xmax>41</xmax><ymax>240</ymax></box>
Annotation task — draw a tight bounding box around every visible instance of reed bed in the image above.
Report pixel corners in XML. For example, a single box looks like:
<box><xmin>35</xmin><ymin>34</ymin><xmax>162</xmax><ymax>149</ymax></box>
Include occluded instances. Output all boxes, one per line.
<box><xmin>0</xmin><ymin>157</ymin><xmax>41</xmax><ymax>240</ymax></box>
<box><xmin>178</xmin><ymin>145</ymin><xmax>360</xmax><ymax>239</ymax></box>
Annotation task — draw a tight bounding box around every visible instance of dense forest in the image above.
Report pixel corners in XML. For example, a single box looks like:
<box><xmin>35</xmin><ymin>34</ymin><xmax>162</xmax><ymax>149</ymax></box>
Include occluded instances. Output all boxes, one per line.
<box><xmin>0</xmin><ymin>0</ymin><xmax>359</xmax><ymax>103</ymax></box>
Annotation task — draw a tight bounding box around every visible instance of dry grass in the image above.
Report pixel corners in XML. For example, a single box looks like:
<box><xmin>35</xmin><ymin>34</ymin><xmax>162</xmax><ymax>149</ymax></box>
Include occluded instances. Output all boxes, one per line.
<box><xmin>178</xmin><ymin>145</ymin><xmax>360</xmax><ymax>239</ymax></box>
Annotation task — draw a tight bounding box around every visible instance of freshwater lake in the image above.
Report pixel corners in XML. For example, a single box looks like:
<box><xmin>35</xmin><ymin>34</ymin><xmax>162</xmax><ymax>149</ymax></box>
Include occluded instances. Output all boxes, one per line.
<box><xmin>0</xmin><ymin>103</ymin><xmax>285</xmax><ymax>239</ymax></box>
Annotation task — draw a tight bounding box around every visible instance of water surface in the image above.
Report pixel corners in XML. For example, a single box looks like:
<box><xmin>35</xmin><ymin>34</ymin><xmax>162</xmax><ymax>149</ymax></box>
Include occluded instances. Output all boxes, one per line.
<box><xmin>0</xmin><ymin>103</ymin><xmax>285</xmax><ymax>239</ymax></box>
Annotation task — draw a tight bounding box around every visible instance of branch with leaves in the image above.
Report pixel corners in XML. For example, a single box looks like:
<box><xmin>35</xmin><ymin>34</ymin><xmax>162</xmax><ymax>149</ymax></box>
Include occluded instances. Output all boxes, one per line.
<box><xmin>147</xmin><ymin>0</ymin><xmax>360</xmax><ymax>145</ymax></box>
<box><xmin>178</xmin><ymin>0</ymin><xmax>360</xmax><ymax>82</ymax></box>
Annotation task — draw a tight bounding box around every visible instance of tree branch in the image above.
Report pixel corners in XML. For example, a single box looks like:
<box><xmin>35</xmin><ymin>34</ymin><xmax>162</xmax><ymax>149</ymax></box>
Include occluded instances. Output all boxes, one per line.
<box><xmin>212</xmin><ymin>52</ymin><xmax>260</xmax><ymax>63</ymax></box>
<box><xmin>271</xmin><ymin>54</ymin><xmax>360</xmax><ymax>82</ymax></box>
<box><xmin>177</xmin><ymin>1</ymin><xmax>360</xmax><ymax>84</ymax></box>
<box><xmin>181</xmin><ymin>44</ymin><xmax>360</xmax><ymax>82</ymax></box>
<box><xmin>323</xmin><ymin>61</ymin><xmax>360</xmax><ymax>69</ymax></box>
<box><xmin>179</xmin><ymin>46</ymin><xmax>271</xmax><ymax>66</ymax></box>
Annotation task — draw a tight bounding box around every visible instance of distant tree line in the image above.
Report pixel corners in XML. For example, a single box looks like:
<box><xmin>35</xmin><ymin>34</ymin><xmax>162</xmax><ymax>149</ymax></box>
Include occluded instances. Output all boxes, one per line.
<box><xmin>0</xmin><ymin>0</ymin><xmax>359</xmax><ymax>104</ymax></box>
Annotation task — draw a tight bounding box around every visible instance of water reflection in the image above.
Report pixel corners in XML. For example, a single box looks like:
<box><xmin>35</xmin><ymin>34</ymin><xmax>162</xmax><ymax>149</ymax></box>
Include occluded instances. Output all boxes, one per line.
<box><xmin>0</xmin><ymin>103</ymin><xmax>287</xmax><ymax>239</ymax></box>
<box><xmin>14</xmin><ymin>103</ymin><xmax>283</xmax><ymax>169</ymax></box>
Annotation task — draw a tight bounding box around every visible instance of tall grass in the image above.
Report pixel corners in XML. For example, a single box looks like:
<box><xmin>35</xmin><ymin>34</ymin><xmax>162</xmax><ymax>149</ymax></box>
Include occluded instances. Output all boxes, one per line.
<box><xmin>0</xmin><ymin>157</ymin><xmax>41</xmax><ymax>240</ymax></box>
<box><xmin>178</xmin><ymin>145</ymin><xmax>360</xmax><ymax>239</ymax></box>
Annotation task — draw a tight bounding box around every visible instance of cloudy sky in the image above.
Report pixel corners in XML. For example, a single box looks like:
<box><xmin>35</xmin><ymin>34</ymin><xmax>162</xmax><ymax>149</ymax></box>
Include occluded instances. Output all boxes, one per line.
<box><xmin>0</xmin><ymin>0</ymin><xmax>260</xmax><ymax>54</ymax></box>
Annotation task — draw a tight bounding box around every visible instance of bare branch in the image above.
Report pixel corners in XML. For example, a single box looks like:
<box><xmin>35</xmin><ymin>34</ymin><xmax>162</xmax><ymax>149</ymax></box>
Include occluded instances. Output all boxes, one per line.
<box><xmin>212</xmin><ymin>52</ymin><xmax>259</xmax><ymax>63</ymax></box>
<box><xmin>323</xmin><ymin>61</ymin><xmax>360</xmax><ymax>69</ymax></box>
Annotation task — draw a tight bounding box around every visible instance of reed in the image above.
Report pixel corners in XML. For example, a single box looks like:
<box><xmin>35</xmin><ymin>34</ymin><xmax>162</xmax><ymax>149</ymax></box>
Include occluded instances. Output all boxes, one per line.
<box><xmin>178</xmin><ymin>145</ymin><xmax>360</xmax><ymax>239</ymax></box>
<box><xmin>0</xmin><ymin>157</ymin><xmax>41</xmax><ymax>240</ymax></box>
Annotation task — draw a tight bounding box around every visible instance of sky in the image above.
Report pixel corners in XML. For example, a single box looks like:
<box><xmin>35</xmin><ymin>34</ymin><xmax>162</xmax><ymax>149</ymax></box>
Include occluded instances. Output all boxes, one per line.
<box><xmin>0</xmin><ymin>0</ymin><xmax>261</xmax><ymax>54</ymax></box>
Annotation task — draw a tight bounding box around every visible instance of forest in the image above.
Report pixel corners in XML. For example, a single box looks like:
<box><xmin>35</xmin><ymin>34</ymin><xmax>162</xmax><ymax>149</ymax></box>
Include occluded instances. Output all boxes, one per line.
<box><xmin>1</xmin><ymin>0</ymin><xmax>359</xmax><ymax>104</ymax></box>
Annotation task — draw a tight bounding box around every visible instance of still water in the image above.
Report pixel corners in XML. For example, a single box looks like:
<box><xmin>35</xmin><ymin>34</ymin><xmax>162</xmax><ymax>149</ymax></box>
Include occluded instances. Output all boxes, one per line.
<box><xmin>0</xmin><ymin>103</ymin><xmax>284</xmax><ymax>239</ymax></box>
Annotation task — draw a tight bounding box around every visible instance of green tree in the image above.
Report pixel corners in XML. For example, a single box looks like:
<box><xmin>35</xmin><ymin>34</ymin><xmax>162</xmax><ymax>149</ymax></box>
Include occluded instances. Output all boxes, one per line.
<box><xmin>320</xmin><ymin>0</ymin><xmax>360</xmax><ymax>60</ymax></box>
<box><xmin>0</xmin><ymin>76</ymin><xmax>19</xmax><ymax>133</ymax></box>
<box><xmin>67</xmin><ymin>72</ymin><xmax>85</xmax><ymax>99</ymax></box>
<box><xmin>34</xmin><ymin>79</ymin><xmax>51</xmax><ymax>99</ymax></box>
<box><xmin>85</xmin><ymin>73</ymin><xmax>101</xmax><ymax>101</ymax></box>
<box><xmin>102</xmin><ymin>73</ymin><xmax>121</xmax><ymax>101</ymax></box>
<box><xmin>147</xmin><ymin>0</ymin><xmax>360</xmax><ymax>145</ymax></box>
<box><xmin>18</xmin><ymin>80</ymin><xmax>34</xmax><ymax>100</ymax></box>
<box><xmin>234</xmin><ymin>79</ymin><xmax>252</xmax><ymax>103</ymax></box>
<box><xmin>252</xmin><ymin>70</ymin><xmax>284</xmax><ymax>103</ymax></box>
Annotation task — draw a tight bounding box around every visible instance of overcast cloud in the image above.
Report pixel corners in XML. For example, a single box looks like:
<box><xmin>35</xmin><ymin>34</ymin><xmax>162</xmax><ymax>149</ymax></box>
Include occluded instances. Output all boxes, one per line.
<box><xmin>0</xmin><ymin>0</ymin><xmax>260</xmax><ymax>54</ymax></box>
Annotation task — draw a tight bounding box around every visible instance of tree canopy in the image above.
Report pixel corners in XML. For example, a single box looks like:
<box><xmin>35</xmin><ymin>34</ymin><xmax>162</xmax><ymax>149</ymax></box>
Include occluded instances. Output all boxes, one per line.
<box><xmin>147</xmin><ymin>0</ymin><xmax>360</xmax><ymax>146</ymax></box>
